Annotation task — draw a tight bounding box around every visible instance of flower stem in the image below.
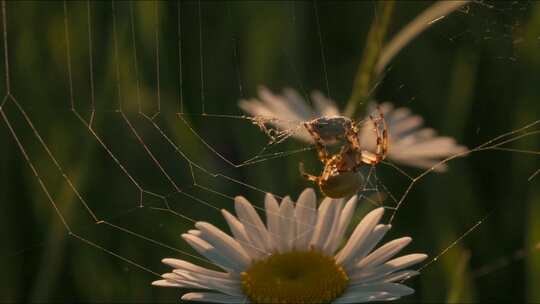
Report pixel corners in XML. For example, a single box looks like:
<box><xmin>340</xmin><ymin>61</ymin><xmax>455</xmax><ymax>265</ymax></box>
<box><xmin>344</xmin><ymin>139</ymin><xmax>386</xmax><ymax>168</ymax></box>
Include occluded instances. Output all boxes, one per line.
<box><xmin>345</xmin><ymin>0</ymin><xmax>395</xmax><ymax>118</ymax></box>
<box><xmin>375</xmin><ymin>0</ymin><xmax>470</xmax><ymax>75</ymax></box>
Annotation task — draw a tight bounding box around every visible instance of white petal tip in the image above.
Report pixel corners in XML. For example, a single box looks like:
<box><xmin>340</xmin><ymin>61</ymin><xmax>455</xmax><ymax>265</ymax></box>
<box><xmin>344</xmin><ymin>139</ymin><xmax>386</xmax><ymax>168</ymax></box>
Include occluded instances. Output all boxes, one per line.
<box><xmin>398</xmin><ymin>285</ymin><xmax>416</xmax><ymax>296</ymax></box>
<box><xmin>152</xmin><ymin>279</ymin><xmax>181</xmax><ymax>288</ymax></box>
<box><xmin>161</xmin><ymin>258</ymin><xmax>179</xmax><ymax>266</ymax></box>
<box><xmin>404</xmin><ymin>270</ymin><xmax>421</xmax><ymax>280</ymax></box>
<box><xmin>400</xmin><ymin>236</ymin><xmax>413</xmax><ymax>244</ymax></box>
<box><xmin>194</xmin><ymin>222</ymin><xmax>209</xmax><ymax>229</ymax></box>
<box><xmin>302</xmin><ymin>187</ymin><xmax>315</xmax><ymax>195</ymax></box>
<box><xmin>181</xmin><ymin>293</ymin><xmax>199</xmax><ymax>301</ymax></box>
<box><xmin>369</xmin><ymin>207</ymin><xmax>385</xmax><ymax>220</ymax></box>
<box><xmin>234</xmin><ymin>196</ymin><xmax>249</xmax><ymax>208</ymax></box>
<box><xmin>188</xmin><ymin>229</ymin><xmax>202</xmax><ymax>236</ymax></box>
<box><xmin>413</xmin><ymin>253</ymin><xmax>429</xmax><ymax>264</ymax></box>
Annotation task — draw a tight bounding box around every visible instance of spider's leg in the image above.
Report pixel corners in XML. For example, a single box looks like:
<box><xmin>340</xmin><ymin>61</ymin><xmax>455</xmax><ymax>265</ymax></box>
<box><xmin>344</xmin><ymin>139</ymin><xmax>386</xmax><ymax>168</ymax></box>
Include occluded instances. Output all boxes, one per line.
<box><xmin>378</xmin><ymin>106</ymin><xmax>389</xmax><ymax>157</ymax></box>
<box><xmin>345</xmin><ymin>120</ymin><xmax>362</xmax><ymax>153</ymax></box>
<box><xmin>358</xmin><ymin>150</ymin><xmax>381</xmax><ymax>166</ymax></box>
<box><xmin>304</xmin><ymin>121</ymin><xmax>329</xmax><ymax>163</ymax></box>
<box><xmin>367</xmin><ymin>106</ymin><xmax>389</xmax><ymax>163</ymax></box>
<box><xmin>354</xmin><ymin>106</ymin><xmax>390</xmax><ymax>168</ymax></box>
<box><xmin>299</xmin><ymin>162</ymin><xmax>320</xmax><ymax>183</ymax></box>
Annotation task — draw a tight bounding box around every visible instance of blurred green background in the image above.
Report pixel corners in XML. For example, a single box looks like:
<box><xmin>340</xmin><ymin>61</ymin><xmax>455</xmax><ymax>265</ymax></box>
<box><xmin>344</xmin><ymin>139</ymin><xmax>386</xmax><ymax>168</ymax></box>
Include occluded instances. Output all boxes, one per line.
<box><xmin>0</xmin><ymin>0</ymin><xmax>539</xmax><ymax>302</ymax></box>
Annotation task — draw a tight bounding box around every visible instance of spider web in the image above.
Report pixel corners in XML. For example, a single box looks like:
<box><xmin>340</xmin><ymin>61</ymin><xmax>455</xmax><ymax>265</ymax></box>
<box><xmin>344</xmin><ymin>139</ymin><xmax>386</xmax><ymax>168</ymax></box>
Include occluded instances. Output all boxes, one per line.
<box><xmin>0</xmin><ymin>1</ymin><xmax>539</xmax><ymax>302</ymax></box>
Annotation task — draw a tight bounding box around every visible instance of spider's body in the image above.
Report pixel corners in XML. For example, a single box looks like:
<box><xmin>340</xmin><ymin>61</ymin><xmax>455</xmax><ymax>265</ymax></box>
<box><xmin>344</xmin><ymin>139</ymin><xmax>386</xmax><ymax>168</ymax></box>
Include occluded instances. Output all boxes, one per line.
<box><xmin>304</xmin><ymin>116</ymin><xmax>353</xmax><ymax>145</ymax></box>
<box><xmin>305</xmin><ymin>150</ymin><xmax>365</xmax><ymax>198</ymax></box>
<box><xmin>300</xmin><ymin>110</ymin><xmax>388</xmax><ymax>198</ymax></box>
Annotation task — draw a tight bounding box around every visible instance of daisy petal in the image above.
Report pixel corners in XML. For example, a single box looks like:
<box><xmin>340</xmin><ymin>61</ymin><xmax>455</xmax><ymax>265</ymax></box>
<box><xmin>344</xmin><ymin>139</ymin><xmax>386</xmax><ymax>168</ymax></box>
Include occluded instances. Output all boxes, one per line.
<box><xmin>174</xmin><ymin>270</ymin><xmax>242</xmax><ymax>296</ymax></box>
<box><xmin>265</xmin><ymin>193</ymin><xmax>280</xmax><ymax>251</ymax></box>
<box><xmin>195</xmin><ymin>222</ymin><xmax>251</xmax><ymax>269</ymax></box>
<box><xmin>335</xmin><ymin>208</ymin><xmax>385</xmax><ymax>268</ymax></box>
<box><xmin>384</xmin><ymin>253</ymin><xmax>428</xmax><ymax>271</ymax></box>
<box><xmin>323</xmin><ymin>195</ymin><xmax>358</xmax><ymax>254</ymax></box>
<box><xmin>283</xmin><ymin>87</ymin><xmax>315</xmax><ymax>119</ymax></box>
<box><xmin>345</xmin><ymin>224</ymin><xmax>392</xmax><ymax>272</ymax></box>
<box><xmin>258</xmin><ymin>86</ymin><xmax>309</xmax><ymax>123</ymax></box>
<box><xmin>188</xmin><ymin>229</ymin><xmax>202</xmax><ymax>236</ymax></box>
<box><xmin>311</xmin><ymin>90</ymin><xmax>340</xmax><ymax>117</ymax></box>
<box><xmin>221</xmin><ymin>209</ymin><xmax>262</xmax><ymax>259</ymax></box>
<box><xmin>396</xmin><ymin>137</ymin><xmax>466</xmax><ymax>158</ymax></box>
<box><xmin>391</xmin><ymin>157</ymin><xmax>449</xmax><ymax>172</ymax></box>
<box><xmin>348</xmin><ymin>282</ymin><xmax>415</xmax><ymax>297</ymax></box>
<box><xmin>370</xmin><ymin>295</ymin><xmax>401</xmax><ymax>302</ymax></box>
<box><xmin>381</xmin><ymin>270</ymin><xmax>420</xmax><ymax>283</ymax></box>
<box><xmin>181</xmin><ymin>292</ymin><xmax>248</xmax><ymax>304</ymax></box>
<box><xmin>238</xmin><ymin>99</ymin><xmax>271</xmax><ymax>117</ymax></box>
<box><xmin>357</xmin><ymin>237</ymin><xmax>412</xmax><ymax>269</ymax></box>
<box><xmin>394</xmin><ymin>129</ymin><xmax>438</xmax><ymax>147</ymax></box>
<box><xmin>334</xmin><ymin>291</ymin><xmax>393</xmax><ymax>304</ymax></box>
<box><xmin>321</xmin><ymin>199</ymin><xmax>345</xmax><ymax>255</ymax></box>
<box><xmin>396</xmin><ymin>128</ymin><xmax>437</xmax><ymax>147</ymax></box>
<box><xmin>278</xmin><ymin>196</ymin><xmax>296</xmax><ymax>253</ymax></box>
<box><xmin>181</xmin><ymin>234</ymin><xmax>238</xmax><ymax>273</ymax></box>
<box><xmin>351</xmin><ymin>269</ymin><xmax>418</xmax><ymax>286</ymax></box>
<box><xmin>389</xmin><ymin>114</ymin><xmax>424</xmax><ymax>138</ymax></box>
<box><xmin>161</xmin><ymin>258</ymin><xmax>229</xmax><ymax>279</ymax></box>
<box><xmin>352</xmin><ymin>254</ymin><xmax>427</xmax><ymax>282</ymax></box>
<box><xmin>310</xmin><ymin>198</ymin><xmax>342</xmax><ymax>251</ymax></box>
<box><xmin>234</xmin><ymin>196</ymin><xmax>272</xmax><ymax>253</ymax></box>
<box><xmin>378</xmin><ymin>102</ymin><xmax>395</xmax><ymax>118</ymax></box>
<box><xmin>151</xmin><ymin>279</ymin><xmax>184</xmax><ymax>288</ymax></box>
<box><xmin>294</xmin><ymin>188</ymin><xmax>317</xmax><ymax>250</ymax></box>
<box><xmin>161</xmin><ymin>272</ymin><xmax>207</xmax><ymax>289</ymax></box>
<box><xmin>363</xmin><ymin>101</ymin><xmax>466</xmax><ymax>171</ymax></box>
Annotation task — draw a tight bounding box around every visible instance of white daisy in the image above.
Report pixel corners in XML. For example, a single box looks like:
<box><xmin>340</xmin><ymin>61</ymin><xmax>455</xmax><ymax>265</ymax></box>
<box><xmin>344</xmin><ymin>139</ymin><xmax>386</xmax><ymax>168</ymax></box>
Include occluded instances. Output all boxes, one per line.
<box><xmin>239</xmin><ymin>87</ymin><xmax>467</xmax><ymax>172</ymax></box>
<box><xmin>153</xmin><ymin>188</ymin><xmax>427</xmax><ymax>303</ymax></box>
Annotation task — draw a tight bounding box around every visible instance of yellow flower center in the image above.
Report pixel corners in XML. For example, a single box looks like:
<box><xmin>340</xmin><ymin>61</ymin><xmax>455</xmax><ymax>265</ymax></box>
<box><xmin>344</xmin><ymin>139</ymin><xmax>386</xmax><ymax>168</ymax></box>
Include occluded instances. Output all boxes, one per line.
<box><xmin>241</xmin><ymin>250</ymin><xmax>349</xmax><ymax>304</ymax></box>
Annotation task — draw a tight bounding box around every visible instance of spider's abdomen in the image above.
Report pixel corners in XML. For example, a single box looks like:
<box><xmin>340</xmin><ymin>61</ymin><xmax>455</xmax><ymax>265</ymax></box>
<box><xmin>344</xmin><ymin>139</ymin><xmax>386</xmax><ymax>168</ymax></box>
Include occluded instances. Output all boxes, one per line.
<box><xmin>319</xmin><ymin>171</ymin><xmax>363</xmax><ymax>198</ymax></box>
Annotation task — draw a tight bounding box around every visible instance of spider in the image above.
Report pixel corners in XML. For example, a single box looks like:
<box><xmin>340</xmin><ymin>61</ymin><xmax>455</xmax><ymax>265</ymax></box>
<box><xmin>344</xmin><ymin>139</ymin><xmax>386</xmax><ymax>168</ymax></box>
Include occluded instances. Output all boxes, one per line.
<box><xmin>299</xmin><ymin>110</ymin><xmax>388</xmax><ymax>198</ymax></box>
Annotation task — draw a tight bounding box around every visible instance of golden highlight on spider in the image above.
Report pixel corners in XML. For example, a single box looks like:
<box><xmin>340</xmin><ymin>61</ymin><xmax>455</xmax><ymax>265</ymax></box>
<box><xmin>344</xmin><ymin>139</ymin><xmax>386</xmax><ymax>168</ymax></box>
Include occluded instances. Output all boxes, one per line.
<box><xmin>299</xmin><ymin>109</ymin><xmax>388</xmax><ymax>198</ymax></box>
